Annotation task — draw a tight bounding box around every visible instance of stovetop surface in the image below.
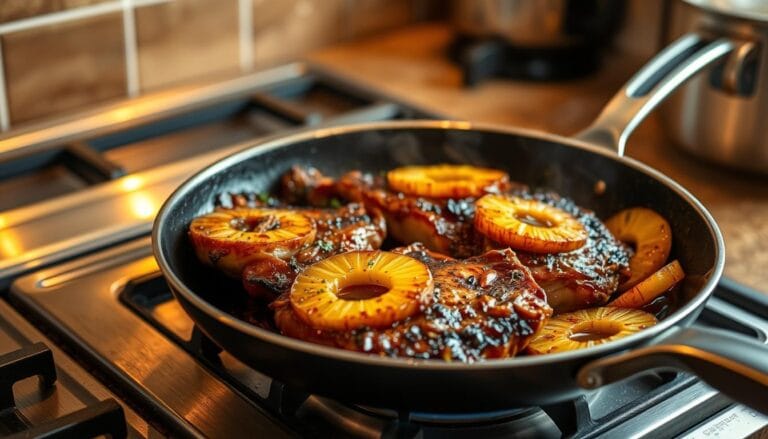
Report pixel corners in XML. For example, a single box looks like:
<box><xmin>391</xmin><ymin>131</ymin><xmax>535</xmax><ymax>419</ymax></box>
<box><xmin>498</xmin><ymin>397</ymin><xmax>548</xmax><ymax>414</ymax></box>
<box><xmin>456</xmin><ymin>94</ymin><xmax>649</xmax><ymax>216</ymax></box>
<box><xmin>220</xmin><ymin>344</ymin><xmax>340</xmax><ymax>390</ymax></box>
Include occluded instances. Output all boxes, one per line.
<box><xmin>8</xmin><ymin>236</ymin><xmax>768</xmax><ymax>438</ymax></box>
<box><xmin>0</xmin><ymin>63</ymin><xmax>438</xmax><ymax>289</ymax></box>
<box><xmin>0</xmin><ymin>63</ymin><xmax>425</xmax><ymax>212</ymax></box>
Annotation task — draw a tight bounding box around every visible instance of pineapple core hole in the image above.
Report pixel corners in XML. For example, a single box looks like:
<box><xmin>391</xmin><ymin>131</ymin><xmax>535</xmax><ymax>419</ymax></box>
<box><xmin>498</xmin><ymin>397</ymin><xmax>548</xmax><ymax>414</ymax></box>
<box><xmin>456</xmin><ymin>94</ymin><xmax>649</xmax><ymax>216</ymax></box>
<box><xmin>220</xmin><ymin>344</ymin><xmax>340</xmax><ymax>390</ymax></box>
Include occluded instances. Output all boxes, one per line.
<box><xmin>337</xmin><ymin>273</ymin><xmax>392</xmax><ymax>301</ymax></box>
<box><xmin>338</xmin><ymin>284</ymin><xmax>390</xmax><ymax>300</ymax></box>
<box><xmin>230</xmin><ymin>215</ymin><xmax>280</xmax><ymax>233</ymax></box>
<box><xmin>428</xmin><ymin>174</ymin><xmax>474</xmax><ymax>182</ymax></box>
<box><xmin>568</xmin><ymin>320</ymin><xmax>623</xmax><ymax>342</ymax></box>
<box><xmin>514</xmin><ymin>212</ymin><xmax>555</xmax><ymax>228</ymax></box>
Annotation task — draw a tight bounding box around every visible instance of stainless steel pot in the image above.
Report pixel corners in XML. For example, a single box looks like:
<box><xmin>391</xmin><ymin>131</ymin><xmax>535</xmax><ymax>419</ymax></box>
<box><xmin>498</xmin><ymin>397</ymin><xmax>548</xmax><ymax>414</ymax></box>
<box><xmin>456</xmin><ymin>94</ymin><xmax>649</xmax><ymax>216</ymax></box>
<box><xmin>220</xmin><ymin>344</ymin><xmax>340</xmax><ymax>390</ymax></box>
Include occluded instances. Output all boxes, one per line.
<box><xmin>660</xmin><ymin>0</ymin><xmax>768</xmax><ymax>172</ymax></box>
<box><xmin>450</xmin><ymin>0</ymin><xmax>623</xmax><ymax>48</ymax></box>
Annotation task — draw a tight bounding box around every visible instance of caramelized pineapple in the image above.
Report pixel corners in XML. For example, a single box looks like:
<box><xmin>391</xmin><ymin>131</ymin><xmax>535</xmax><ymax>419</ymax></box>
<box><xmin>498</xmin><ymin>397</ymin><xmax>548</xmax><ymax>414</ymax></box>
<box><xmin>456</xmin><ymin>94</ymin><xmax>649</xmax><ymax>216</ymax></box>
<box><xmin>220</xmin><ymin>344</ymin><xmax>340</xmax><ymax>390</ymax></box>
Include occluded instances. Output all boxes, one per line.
<box><xmin>189</xmin><ymin>208</ymin><xmax>316</xmax><ymax>277</ymax></box>
<box><xmin>474</xmin><ymin>195</ymin><xmax>588</xmax><ymax>253</ymax></box>
<box><xmin>605</xmin><ymin>207</ymin><xmax>672</xmax><ymax>291</ymax></box>
<box><xmin>290</xmin><ymin>251</ymin><xmax>433</xmax><ymax>330</ymax></box>
<box><xmin>387</xmin><ymin>164</ymin><xmax>509</xmax><ymax>198</ymax></box>
<box><xmin>611</xmin><ymin>260</ymin><xmax>685</xmax><ymax>308</ymax></box>
<box><xmin>527</xmin><ymin>307</ymin><xmax>657</xmax><ymax>354</ymax></box>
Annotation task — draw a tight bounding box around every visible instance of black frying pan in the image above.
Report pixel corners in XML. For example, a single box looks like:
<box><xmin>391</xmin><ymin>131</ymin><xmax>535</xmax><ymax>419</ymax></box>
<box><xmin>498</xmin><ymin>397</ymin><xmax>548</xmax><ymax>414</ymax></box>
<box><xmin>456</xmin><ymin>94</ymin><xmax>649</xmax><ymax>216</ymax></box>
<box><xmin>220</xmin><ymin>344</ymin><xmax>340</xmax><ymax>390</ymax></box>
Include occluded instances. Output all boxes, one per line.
<box><xmin>152</xmin><ymin>36</ymin><xmax>768</xmax><ymax>413</ymax></box>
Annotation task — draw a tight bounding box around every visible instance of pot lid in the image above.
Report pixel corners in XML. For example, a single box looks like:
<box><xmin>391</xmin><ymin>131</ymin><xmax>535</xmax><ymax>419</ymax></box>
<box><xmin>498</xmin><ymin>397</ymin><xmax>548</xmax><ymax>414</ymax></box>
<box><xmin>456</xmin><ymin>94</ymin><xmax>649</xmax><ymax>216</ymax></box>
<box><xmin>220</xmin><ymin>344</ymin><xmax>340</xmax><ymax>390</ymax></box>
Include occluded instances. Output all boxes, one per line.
<box><xmin>684</xmin><ymin>0</ymin><xmax>768</xmax><ymax>22</ymax></box>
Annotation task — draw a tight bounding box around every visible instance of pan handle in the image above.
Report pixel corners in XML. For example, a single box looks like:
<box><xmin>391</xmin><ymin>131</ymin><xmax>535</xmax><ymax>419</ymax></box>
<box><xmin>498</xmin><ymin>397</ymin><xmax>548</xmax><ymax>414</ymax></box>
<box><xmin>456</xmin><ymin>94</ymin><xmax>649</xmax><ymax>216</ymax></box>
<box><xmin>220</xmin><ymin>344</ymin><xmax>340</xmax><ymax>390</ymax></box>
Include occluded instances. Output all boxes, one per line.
<box><xmin>575</xmin><ymin>33</ymin><xmax>735</xmax><ymax>156</ymax></box>
<box><xmin>577</xmin><ymin>325</ymin><xmax>768</xmax><ymax>413</ymax></box>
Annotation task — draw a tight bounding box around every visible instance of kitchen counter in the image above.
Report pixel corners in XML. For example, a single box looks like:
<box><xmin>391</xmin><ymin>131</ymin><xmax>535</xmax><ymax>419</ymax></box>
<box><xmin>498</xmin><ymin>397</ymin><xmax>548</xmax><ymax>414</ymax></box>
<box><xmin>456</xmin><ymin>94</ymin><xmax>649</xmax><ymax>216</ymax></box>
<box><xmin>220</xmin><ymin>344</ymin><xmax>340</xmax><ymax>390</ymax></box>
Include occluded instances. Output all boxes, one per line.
<box><xmin>309</xmin><ymin>23</ymin><xmax>768</xmax><ymax>295</ymax></box>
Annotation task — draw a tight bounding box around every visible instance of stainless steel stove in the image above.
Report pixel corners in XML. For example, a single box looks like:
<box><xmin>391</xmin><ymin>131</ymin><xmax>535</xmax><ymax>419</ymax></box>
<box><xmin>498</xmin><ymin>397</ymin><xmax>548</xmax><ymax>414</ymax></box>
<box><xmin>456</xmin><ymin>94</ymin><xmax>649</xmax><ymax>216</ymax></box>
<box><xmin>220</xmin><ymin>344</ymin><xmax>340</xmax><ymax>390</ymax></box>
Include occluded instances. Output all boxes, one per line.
<box><xmin>0</xmin><ymin>62</ymin><xmax>766</xmax><ymax>438</ymax></box>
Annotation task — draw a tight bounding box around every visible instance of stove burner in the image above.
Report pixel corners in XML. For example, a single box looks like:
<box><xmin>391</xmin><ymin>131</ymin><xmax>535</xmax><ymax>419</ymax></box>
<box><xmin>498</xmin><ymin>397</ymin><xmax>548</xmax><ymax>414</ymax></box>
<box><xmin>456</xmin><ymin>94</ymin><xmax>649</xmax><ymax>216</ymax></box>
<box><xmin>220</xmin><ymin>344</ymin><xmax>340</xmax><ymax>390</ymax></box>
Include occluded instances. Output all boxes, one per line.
<box><xmin>448</xmin><ymin>36</ymin><xmax>602</xmax><ymax>86</ymax></box>
<box><xmin>311</xmin><ymin>400</ymin><xmax>562</xmax><ymax>438</ymax></box>
<box><xmin>357</xmin><ymin>405</ymin><xmax>539</xmax><ymax>426</ymax></box>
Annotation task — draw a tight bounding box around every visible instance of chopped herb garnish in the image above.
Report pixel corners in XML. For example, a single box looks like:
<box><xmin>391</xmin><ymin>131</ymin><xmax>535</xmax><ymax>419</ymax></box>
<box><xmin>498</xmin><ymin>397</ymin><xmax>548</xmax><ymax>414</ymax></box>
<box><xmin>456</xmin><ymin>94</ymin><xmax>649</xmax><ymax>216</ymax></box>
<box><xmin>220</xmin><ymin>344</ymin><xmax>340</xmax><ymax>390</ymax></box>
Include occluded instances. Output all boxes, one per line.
<box><xmin>316</xmin><ymin>240</ymin><xmax>334</xmax><ymax>252</ymax></box>
<box><xmin>329</xmin><ymin>198</ymin><xmax>342</xmax><ymax>208</ymax></box>
<box><xmin>257</xmin><ymin>192</ymin><xmax>270</xmax><ymax>203</ymax></box>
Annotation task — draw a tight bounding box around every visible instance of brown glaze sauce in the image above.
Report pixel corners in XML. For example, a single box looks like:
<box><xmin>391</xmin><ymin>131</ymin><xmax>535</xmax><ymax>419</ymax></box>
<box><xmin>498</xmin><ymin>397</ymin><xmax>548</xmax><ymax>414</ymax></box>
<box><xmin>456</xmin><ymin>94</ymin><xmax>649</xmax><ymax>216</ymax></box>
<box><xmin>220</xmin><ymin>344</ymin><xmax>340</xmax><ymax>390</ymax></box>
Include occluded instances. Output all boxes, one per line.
<box><xmin>229</xmin><ymin>215</ymin><xmax>280</xmax><ymax>233</ymax></box>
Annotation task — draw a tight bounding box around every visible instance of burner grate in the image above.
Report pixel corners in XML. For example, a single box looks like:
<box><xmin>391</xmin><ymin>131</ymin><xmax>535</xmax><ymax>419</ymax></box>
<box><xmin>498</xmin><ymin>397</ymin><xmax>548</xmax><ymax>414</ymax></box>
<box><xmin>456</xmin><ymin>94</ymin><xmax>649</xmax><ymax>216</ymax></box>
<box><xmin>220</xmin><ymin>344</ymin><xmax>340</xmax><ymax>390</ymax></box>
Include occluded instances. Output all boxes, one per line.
<box><xmin>0</xmin><ymin>67</ymin><xmax>434</xmax><ymax>212</ymax></box>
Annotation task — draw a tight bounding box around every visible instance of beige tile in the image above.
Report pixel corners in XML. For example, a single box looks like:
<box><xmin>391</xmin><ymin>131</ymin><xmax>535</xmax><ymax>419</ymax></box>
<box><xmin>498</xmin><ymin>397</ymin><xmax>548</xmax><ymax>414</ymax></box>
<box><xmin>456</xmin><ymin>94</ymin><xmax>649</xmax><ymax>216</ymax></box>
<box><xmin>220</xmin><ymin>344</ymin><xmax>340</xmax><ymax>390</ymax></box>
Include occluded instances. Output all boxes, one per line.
<box><xmin>3</xmin><ymin>12</ymin><xmax>127</xmax><ymax>126</ymax></box>
<box><xmin>252</xmin><ymin>0</ymin><xmax>346</xmax><ymax>67</ymax></box>
<box><xmin>135</xmin><ymin>0</ymin><xmax>240</xmax><ymax>91</ymax></box>
<box><xmin>0</xmin><ymin>0</ymin><xmax>115</xmax><ymax>24</ymax></box>
<box><xmin>344</xmin><ymin>0</ymin><xmax>414</xmax><ymax>38</ymax></box>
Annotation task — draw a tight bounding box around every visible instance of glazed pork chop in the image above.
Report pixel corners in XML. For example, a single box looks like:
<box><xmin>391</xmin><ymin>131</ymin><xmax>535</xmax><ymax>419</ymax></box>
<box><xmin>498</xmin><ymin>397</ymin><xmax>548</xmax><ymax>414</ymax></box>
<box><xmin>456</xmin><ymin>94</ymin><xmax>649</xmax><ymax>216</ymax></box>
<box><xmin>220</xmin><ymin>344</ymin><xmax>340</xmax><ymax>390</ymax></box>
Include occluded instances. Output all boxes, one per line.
<box><xmin>277</xmin><ymin>166</ymin><xmax>503</xmax><ymax>257</ymax></box>
<box><xmin>279</xmin><ymin>166</ymin><xmax>630</xmax><ymax>313</ymax></box>
<box><xmin>271</xmin><ymin>243</ymin><xmax>552</xmax><ymax>361</ymax></box>
<box><xmin>337</xmin><ymin>170</ymin><xmax>488</xmax><ymax>258</ymax></box>
<box><xmin>241</xmin><ymin>203</ymin><xmax>386</xmax><ymax>299</ymax></box>
<box><xmin>499</xmin><ymin>192</ymin><xmax>631</xmax><ymax>313</ymax></box>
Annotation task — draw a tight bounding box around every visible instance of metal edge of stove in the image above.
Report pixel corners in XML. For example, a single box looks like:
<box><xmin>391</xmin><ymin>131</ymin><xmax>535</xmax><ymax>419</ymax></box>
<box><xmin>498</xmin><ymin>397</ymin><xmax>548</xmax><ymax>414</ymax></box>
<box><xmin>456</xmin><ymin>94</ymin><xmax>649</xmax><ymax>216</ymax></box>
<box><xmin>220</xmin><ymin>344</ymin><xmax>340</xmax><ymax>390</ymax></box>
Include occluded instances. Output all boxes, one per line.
<box><xmin>718</xmin><ymin>277</ymin><xmax>768</xmax><ymax>321</ymax></box>
<box><xmin>7</xmin><ymin>236</ymin><xmax>295</xmax><ymax>438</ymax></box>
<box><xmin>0</xmin><ymin>63</ymin><xmax>307</xmax><ymax>163</ymax></box>
<box><xmin>8</xmin><ymin>237</ymin><xmax>768</xmax><ymax>438</ymax></box>
<box><xmin>0</xmin><ymin>142</ymin><xmax>244</xmax><ymax>289</ymax></box>
<box><xmin>592</xmin><ymin>297</ymin><xmax>768</xmax><ymax>439</ymax></box>
<box><xmin>0</xmin><ymin>63</ymin><xmax>308</xmax><ymax>287</ymax></box>
<box><xmin>0</xmin><ymin>299</ymin><xmax>157</xmax><ymax>437</ymax></box>
<box><xmin>0</xmin><ymin>63</ymin><xmax>444</xmax><ymax>289</ymax></box>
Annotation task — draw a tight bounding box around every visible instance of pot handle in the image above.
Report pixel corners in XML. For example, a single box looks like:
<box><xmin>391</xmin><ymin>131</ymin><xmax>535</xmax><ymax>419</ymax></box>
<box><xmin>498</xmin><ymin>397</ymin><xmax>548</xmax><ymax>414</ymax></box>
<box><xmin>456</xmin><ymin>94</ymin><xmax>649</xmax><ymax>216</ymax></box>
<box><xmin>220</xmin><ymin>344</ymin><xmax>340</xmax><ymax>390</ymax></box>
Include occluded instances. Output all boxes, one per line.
<box><xmin>575</xmin><ymin>33</ymin><xmax>735</xmax><ymax>155</ymax></box>
<box><xmin>577</xmin><ymin>325</ymin><xmax>768</xmax><ymax>413</ymax></box>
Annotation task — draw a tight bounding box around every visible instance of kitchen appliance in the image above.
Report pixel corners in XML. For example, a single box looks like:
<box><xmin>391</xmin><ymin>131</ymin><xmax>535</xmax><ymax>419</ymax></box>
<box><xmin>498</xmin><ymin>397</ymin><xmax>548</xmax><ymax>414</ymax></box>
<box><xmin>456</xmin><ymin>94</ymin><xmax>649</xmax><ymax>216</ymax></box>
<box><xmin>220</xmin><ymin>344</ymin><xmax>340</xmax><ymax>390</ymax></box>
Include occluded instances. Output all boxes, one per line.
<box><xmin>0</xmin><ymin>62</ymin><xmax>767</xmax><ymax>437</ymax></box>
<box><xmin>660</xmin><ymin>0</ymin><xmax>768</xmax><ymax>173</ymax></box>
<box><xmin>449</xmin><ymin>0</ymin><xmax>624</xmax><ymax>84</ymax></box>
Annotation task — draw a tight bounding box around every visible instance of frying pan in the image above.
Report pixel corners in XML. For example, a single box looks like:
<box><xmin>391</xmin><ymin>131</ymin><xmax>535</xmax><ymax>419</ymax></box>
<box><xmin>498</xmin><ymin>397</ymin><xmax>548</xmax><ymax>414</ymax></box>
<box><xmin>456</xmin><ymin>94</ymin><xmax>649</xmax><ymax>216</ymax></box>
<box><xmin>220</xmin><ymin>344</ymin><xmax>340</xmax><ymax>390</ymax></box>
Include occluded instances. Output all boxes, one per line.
<box><xmin>153</xmin><ymin>34</ymin><xmax>768</xmax><ymax>413</ymax></box>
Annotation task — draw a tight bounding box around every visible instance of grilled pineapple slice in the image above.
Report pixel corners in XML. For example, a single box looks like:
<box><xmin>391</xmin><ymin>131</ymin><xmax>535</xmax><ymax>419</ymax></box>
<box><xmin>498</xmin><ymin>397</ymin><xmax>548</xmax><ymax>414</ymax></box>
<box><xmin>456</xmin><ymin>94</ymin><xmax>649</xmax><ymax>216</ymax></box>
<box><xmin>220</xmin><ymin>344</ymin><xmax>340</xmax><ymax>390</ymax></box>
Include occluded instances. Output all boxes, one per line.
<box><xmin>290</xmin><ymin>251</ymin><xmax>433</xmax><ymax>330</ymax></box>
<box><xmin>527</xmin><ymin>307</ymin><xmax>657</xmax><ymax>354</ymax></box>
<box><xmin>474</xmin><ymin>195</ymin><xmax>587</xmax><ymax>253</ymax></box>
<box><xmin>605</xmin><ymin>207</ymin><xmax>672</xmax><ymax>291</ymax></box>
<box><xmin>611</xmin><ymin>260</ymin><xmax>684</xmax><ymax>308</ymax></box>
<box><xmin>189</xmin><ymin>208</ymin><xmax>316</xmax><ymax>277</ymax></box>
<box><xmin>387</xmin><ymin>164</ymin><xmax>509</xmax><ymax>198</ymax></box>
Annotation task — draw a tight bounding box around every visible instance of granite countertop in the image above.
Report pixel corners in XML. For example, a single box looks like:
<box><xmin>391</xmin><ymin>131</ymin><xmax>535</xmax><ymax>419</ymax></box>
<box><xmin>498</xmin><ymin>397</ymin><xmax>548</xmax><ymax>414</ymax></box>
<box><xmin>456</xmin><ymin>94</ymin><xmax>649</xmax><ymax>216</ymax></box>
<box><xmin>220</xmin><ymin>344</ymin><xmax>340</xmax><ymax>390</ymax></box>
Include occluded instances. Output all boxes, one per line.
<box><xmin>309</xmin><ymin>24</ymin><xmax>768</xmax><ymax>294</ymax></box>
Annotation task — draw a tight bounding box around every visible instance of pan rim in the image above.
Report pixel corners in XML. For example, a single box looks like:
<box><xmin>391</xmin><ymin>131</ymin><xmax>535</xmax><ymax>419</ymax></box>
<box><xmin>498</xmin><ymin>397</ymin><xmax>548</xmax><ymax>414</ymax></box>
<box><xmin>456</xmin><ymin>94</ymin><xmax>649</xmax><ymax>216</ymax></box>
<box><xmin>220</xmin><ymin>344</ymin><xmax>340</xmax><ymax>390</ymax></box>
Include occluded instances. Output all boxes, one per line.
<box><xmin>152</xmin><ymin>119</ymin><xmax>725</xmax><ymax>370</ymax></box>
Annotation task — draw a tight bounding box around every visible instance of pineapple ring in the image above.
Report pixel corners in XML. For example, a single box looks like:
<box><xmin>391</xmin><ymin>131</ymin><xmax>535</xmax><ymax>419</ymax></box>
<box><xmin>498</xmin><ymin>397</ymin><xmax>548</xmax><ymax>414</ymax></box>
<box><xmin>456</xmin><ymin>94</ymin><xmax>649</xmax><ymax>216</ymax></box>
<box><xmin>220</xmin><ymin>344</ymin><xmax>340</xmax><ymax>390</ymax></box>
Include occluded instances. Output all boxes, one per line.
<box><xmin>474</xmin><ymin>195</ymin><xmax>588</xmax><ymax>253</ymax></box>
<box><xmin>610</xmin><ymin>260</ymin><xmax>685</xmax><ymax>308</ymax></box>
<box><xmin>605</xmin><ymin>207</ymin><xmax>672</xmax><ymax>291</ymax></box>
<box><xmin>290</xmin><ymin>251</ymin><xmax>434</xmax><ymax>331</ymax></box>
<box><xmin>189</xmin><ymin>208</ymin><xmax>316</xmax><ymax>277</ymax></box>
<box><xmin>527</xmin><ymin>307</ymin><xmax>657</xmax><ymax>354</ymax></box>
<box><xmin>387</xmin><ymin>164</ymin><xmax>509</xmax><ymax>198</ymax></box>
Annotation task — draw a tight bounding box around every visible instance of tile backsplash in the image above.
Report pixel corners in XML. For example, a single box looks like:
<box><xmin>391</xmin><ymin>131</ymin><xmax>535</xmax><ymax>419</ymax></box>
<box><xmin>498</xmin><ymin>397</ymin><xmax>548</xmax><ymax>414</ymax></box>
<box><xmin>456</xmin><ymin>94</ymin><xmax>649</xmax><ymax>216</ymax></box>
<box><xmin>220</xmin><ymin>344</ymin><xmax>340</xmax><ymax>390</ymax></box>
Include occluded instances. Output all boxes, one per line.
<box><xmin>0</xmin><ymin>0</ymin><xmax>422</xmax><ymax>130</ymax></box>
<box><xmin>3</xmin><ymin>11</ymin><xmax>126</xmax><ymax>125</ymax></box>
<box><xmin>0</xmin><ymin>0</ymin><xmax>659</xmax><ymax>131</ymax></box>
<box><xmin>0</xmin><ymin>0</ymin><xmax>114</xmax><ymax>24</ymax></box>
<box><xmin>135</xmin><ymin>0</ymin><xmax>241</xmax><ymax>91</ymax></box>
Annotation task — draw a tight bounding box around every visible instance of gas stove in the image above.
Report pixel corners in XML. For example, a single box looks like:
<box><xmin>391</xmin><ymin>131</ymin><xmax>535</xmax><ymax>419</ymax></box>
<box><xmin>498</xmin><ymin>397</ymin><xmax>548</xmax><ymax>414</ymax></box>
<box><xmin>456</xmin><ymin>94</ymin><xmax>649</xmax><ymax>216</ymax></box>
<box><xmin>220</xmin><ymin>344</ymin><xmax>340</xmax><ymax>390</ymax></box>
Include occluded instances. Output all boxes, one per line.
<box><xmin>0</xmin><ymin>62</ymin><xmax>766</xmax><ymax>438</ymax></box>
